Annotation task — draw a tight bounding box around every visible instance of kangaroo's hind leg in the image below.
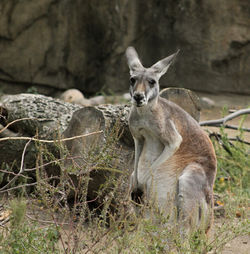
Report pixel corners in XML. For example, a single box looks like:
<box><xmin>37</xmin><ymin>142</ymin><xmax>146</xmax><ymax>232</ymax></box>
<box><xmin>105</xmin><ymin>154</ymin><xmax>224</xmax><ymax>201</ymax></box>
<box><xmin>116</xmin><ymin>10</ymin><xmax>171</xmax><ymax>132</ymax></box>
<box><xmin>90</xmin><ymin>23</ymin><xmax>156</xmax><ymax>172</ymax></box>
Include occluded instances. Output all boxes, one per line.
<box><xmin>177</xmin><ymin>163</ymin><xmax>213</xmax><ymax>235</ymax></box>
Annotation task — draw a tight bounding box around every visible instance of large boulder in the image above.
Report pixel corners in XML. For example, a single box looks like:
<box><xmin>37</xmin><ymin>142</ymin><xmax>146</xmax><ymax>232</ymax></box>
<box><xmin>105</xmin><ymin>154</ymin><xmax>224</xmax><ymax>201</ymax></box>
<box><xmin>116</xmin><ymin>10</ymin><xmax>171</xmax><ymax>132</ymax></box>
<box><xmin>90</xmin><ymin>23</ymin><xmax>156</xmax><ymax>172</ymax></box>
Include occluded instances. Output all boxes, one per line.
<box><xmin>134</xmin><ymin>1</ymin><xmax>250</xmax><ymax>95</ymax></box>
<box><xmin>0</xmin><ymin>0</ymin><xmax>137</xmax><ymax>94</ymax></box>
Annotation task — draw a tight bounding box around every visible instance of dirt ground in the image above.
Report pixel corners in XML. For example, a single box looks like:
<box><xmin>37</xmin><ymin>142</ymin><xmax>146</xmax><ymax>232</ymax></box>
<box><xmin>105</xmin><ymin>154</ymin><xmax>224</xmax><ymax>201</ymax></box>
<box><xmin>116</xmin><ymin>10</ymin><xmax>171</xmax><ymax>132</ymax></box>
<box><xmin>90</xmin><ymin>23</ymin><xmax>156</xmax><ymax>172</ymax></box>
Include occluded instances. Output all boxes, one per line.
<box><xmin>220</xmin><ymin>234</ymin><xmax>249</xmax><ymax>254</ymax></box>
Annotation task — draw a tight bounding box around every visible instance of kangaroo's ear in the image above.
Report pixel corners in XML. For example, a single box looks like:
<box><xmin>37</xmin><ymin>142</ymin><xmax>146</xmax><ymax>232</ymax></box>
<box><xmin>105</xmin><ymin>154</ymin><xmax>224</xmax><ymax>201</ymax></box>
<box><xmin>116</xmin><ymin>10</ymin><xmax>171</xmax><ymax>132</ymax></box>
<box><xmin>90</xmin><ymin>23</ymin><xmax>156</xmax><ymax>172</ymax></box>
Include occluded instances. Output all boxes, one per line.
<box><xmin>125</xmin><ymin>47</ymin><xmax>144</xmax><ymax>75</ymax></box>
<box><xmin>150</xmin><ymin>49</ymin><xmax>180</xmax><ymax>78</ymax></box>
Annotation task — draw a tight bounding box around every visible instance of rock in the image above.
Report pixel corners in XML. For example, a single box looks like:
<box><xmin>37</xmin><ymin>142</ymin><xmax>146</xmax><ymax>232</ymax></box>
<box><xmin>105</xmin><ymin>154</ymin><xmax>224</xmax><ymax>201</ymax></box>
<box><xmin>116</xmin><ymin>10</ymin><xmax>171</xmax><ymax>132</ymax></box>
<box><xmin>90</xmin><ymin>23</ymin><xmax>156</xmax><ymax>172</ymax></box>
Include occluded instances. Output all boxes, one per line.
<box><xmin>0</xmin><ymin>0</ymin><xmax>138</xmax><ymax>95</ymax></box>
<box><xmin>135</xmin><ymin>1</ymin><xmax>250</xmax><ymax>95</ymax></box>
<box><xmin>123</xmin><ymin>93</ymin><xmax>131</xmax><ymax>101</ymax></box>
<box><xmin>0</xmin><ymin>1</ymin><xmax>249</xmax><ymax>95</ymax></box>
<box><xmin>200</xmin><ymin>97</ymin><xmax>216</xmax><ymax>109</ymax></box>
<box><xmin>60</xmin><ymin>89</ymin><xmax>91</xmax><ymax>106</ymax></box>
<box><xmin>60</xmin><ymin>89</ymin><xmax>105</xmax><ymax>106</ymax></box>
<box><xmin>89</xmin><ymin>95</ymin><xmax>105</xmax><ymax>106</ymax></box>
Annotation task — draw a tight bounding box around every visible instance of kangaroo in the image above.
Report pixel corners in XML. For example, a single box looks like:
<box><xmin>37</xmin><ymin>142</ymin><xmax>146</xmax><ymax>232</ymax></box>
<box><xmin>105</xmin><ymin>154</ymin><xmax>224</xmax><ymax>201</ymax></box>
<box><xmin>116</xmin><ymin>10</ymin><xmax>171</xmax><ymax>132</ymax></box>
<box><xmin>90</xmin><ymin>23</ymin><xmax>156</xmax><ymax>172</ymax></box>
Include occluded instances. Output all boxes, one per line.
<box><xmin>125</xmin><ymin>47</ymin><xmax>217</xmax><ymax>234</ymax></box>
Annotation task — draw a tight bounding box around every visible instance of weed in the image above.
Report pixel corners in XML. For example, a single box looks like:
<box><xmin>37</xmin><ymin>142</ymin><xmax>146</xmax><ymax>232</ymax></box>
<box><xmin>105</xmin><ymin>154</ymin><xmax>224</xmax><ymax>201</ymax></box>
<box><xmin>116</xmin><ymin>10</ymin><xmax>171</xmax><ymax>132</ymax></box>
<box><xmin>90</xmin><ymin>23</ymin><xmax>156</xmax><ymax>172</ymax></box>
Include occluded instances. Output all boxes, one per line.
<box><xmin>0</xmin><ymin>118</ymin><xmax>249</xmax><ymax>253</ymax></box>
<box><xmin>0</xmin><ymin>199</ymin><xmax>59</xmax><ymax>253</ymax></box>
<box><xmin>212</xmin><ymin>125</ymin><xmax>249</xmax><ymax>194</ymax></box>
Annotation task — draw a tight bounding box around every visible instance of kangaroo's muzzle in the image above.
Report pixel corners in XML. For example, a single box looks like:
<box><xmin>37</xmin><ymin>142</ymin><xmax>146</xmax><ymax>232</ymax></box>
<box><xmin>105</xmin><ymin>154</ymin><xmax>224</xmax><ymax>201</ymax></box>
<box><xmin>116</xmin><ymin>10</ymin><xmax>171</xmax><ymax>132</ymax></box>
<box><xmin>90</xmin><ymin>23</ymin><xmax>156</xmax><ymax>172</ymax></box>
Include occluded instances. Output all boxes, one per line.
<box><xmin>133</xmin><ymin>92</ymin><xmax>146</xmax><ymax>107</ymax></box>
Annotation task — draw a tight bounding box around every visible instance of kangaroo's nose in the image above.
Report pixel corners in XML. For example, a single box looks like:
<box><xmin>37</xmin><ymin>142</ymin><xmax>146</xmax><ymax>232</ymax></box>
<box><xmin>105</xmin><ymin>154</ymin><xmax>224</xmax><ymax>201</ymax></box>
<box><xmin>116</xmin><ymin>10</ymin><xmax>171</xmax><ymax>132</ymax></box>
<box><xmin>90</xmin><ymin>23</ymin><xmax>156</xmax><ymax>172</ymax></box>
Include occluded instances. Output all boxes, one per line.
<box><xmin>133</xmin><ymin>93</ymin><xmax>144</xmax><ymax>103</ymax></box>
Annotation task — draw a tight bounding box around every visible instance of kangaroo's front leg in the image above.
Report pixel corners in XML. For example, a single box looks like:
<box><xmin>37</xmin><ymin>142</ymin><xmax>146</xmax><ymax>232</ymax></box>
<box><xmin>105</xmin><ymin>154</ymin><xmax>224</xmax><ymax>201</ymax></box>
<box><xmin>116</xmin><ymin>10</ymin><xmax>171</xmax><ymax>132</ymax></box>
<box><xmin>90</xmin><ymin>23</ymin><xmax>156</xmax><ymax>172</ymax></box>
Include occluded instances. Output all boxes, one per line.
<box><xmin>151</xmin><ymin>120</ymin><xmax>182</xmax><ymax>170</ymax></box>
<box><xmin>130</xmin><ymin>137</ymin><xmax>144</xmax><ymax>193</ymax></box>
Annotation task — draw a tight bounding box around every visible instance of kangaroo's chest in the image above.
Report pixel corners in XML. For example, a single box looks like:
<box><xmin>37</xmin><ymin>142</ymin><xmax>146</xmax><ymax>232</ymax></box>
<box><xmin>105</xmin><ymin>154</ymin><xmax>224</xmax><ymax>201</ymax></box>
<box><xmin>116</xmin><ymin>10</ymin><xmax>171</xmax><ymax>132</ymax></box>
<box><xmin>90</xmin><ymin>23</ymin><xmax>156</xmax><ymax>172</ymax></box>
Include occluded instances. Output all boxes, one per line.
<box><xmin>138</xmin><ymin>128</ymin><xmax>163</xmax><ymax>165</ymax></box>
<box><xmin>135</xmin><ymin>127</ymin><xmax>177</xmax><ymax>200</ymax></box>
<box><xmin>132</xmin><ymin>124</ymin><xmax>165</xmax><ymax>185</ymax></box>
<box><xmin>129</xmin><ymin>110</ymin><xmax>178</xmax><ymax>203</ymax></box>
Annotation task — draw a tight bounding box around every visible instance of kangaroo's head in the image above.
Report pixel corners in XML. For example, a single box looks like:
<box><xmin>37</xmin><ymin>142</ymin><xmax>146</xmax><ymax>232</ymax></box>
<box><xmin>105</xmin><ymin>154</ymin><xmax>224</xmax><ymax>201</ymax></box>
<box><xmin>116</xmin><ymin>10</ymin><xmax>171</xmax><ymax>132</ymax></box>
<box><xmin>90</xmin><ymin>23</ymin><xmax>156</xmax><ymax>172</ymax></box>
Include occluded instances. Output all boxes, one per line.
<box><xmin>125</xmin><ymin>47</ymin><xmax>179</xmax><ymax>107</ymax></box>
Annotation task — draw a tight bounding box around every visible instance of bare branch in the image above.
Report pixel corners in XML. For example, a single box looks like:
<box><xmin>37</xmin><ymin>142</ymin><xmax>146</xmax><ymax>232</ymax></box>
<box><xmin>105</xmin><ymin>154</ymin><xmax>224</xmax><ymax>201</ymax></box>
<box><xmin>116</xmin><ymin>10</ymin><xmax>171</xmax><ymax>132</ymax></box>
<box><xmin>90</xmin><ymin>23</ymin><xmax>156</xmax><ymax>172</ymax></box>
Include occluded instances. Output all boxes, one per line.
<box><xmin>0</xmin><ymin>169</ymin><xmax>32</xmax><ymax>179</ymax></box>
<box><xmin>0</xmin><ymin>124</ymin><xmax>18</xmax><ymax>137</ymax></box>
<box><xmin>26</xmin><ymin>213</ymin><xmax>70</xmax><ymax>226</ymax></box>
<box><xmin>0</xmin><ymin>139</ymin><xmax>32</xmax><ymax>191</ymax></box>
<box><xmin>228</xmin><ymin>136</ymin><xmax>250</xmax><ymax>146</ymax></box>
<box><xmin>23</xmin><ymin>156</ymin><xmax>82</xmax><ymax>172</ymax></box>
<box><xmin>0</xmin><ymin>175</ymin><xmax>61</xmax><ymax>193</ymax></box>
<box><xmin>223</xmin><ymin>124</ymin><xmax>250</xmax><ymax>132</ymax></box>
<box><xmin>20</xmin><ymin>139</ymin><xmax>32</xmax><ymax>172</ymax></box>
<box><xmin>0</xmin><ymin>182</ymin><xmax>38</xmax><ymax>193</ymax></box>
<box><xmin>0</xmin><ymin>117</ymin><xmax>49</xmax><ymax>135</ymax></box>
<box><xmin>200</xmin><ymin>108</ymin><xmax>250</xmax><ymax>129</ymax></box>
<box><xmin>0</xmin><ymin>130</ymin><xmax>103</xmax><ymax>143</ymax></box>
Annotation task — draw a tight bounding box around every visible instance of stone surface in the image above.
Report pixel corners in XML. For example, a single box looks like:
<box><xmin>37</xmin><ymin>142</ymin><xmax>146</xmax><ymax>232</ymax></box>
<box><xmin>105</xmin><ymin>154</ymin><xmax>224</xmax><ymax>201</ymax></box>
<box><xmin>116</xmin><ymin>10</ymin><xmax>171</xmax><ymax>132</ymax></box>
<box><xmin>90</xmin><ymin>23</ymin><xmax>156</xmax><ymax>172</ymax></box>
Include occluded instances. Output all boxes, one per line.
<box><xmin>200</xmin><ymin>97</ymin><xmax>216</xmax><ymax>109</ymax></box>
<box><xmin>60</xmin><ymin>89</ymin><xmax>105</xmax><ymax>106</ymax></box>
<box><xmin>0</xmin><ymin>1</ymin><xmax>249</xmax><ymax>95</ymax></box>
<box><xmin>0</xmin><ymin>0</ymin><xmax>137</xmax><ymax>94</ymax></box>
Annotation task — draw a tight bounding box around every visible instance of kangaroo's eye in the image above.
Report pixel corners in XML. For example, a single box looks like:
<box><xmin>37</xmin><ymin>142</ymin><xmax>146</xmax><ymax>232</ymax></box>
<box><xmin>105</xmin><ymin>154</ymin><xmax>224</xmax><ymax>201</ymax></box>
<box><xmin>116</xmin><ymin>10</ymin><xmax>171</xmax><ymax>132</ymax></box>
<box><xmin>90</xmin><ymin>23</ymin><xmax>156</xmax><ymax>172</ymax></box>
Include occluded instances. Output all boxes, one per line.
<box><xmin>130</xmin><ymin>77</ymin><xmax>136</xmax><ymax>85</ymax></box>
<box><xmin>148</xmin><ymin>79</ymin><xmax>156</xmax><ymax>86</ymax></box>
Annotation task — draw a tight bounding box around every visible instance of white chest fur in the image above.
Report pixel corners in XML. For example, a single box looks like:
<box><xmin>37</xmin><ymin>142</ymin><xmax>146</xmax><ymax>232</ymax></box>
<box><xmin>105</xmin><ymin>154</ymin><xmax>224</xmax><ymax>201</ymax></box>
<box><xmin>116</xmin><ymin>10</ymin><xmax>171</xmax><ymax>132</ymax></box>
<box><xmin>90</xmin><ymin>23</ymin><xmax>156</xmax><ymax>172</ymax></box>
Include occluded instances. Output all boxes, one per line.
<box><xmin>132</xmin><ymin>126</ymin><xmax>178</xmax><ymax>204</ymax></box>
<box><xmin>136</xmin><ymin>129</ymin><xmax>163</xmax><ymax>186</ymax></box>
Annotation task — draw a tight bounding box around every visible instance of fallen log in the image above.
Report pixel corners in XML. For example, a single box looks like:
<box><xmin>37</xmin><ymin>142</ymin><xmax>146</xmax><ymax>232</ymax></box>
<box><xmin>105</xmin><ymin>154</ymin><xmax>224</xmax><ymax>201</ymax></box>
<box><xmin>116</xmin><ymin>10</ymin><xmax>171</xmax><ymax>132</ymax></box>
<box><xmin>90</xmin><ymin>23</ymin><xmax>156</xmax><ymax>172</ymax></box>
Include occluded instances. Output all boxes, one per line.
<box><xmin>0</xmin><ymin>88</ymin><xmax>200</xmax><ymax>198</ymax></box>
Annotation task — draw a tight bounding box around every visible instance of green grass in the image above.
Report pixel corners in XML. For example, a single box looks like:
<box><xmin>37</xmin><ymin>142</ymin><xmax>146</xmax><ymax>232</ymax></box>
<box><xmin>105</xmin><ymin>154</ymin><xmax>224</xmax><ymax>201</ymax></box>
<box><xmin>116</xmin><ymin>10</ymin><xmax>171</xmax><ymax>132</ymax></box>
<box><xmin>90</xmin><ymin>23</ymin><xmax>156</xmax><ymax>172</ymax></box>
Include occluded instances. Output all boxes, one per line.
<box><xmin>0</xmin><ymin>199</ymin><xmax>59</xmax><ymax>254</ymax></box>
<box><xmin>213</xmin><ymin>126</ymin><xmax>249</xmax><ymax>194</ymax></box>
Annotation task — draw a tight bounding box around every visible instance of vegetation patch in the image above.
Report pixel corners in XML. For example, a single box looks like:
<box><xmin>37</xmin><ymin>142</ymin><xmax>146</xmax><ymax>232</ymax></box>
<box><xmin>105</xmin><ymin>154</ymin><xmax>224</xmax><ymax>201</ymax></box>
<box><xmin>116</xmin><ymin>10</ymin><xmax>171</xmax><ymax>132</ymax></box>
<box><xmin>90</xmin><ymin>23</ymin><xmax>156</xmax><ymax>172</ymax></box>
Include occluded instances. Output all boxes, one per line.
<box><xmin>0</xmin><ymin>116</ymin><xmax>249</xmax><ymax>253</ymax></box>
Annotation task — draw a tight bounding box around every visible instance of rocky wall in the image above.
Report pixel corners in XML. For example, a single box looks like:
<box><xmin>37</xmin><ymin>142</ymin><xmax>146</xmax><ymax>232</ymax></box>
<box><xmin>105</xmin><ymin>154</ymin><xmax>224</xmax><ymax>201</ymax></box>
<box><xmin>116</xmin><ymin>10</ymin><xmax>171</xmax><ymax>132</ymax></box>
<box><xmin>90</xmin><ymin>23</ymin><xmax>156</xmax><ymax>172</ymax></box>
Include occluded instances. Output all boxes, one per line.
<box><xmin>0</xmin><ymin>0</ymin><xmax>249</xmax><ymax>95</ymax></box>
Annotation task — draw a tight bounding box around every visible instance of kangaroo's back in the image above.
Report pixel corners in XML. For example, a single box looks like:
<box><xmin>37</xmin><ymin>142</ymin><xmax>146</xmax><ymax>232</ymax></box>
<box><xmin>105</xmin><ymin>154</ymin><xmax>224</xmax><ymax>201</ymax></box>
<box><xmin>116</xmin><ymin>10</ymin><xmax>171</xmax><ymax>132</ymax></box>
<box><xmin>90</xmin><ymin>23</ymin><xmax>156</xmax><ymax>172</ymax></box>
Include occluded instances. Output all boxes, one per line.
<box><xmin>159</xmin><ymin>97</ymin><xmax>217</xmax><ymax>186</ymax></box>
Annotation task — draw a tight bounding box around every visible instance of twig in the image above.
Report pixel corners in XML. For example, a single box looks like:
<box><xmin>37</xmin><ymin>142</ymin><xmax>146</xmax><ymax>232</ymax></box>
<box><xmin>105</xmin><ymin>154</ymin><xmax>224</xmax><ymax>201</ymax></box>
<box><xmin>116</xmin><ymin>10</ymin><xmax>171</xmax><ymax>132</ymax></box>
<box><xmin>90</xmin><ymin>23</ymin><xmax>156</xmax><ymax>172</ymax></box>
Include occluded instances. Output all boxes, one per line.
<box><xmin>0</xmin><ymin>117</ymin><xmax>50</xmax><ymax>134</ymax></box>
<box><xmin>0</xmin><ymin>139</ymin><xmax>31</xmax><ymax>191</ymax></box>
<box><xmin>0</xmin><ymin>169</ymin><xmax>32</xmax><ymax>179</ymax></box>
<box><xmin>0</xmin><ymin>182</ymin><xmax>38</xmax><ymax>193</ymax></box>
<box><xmin>84</xmin><ymin>227</ymin><xmax>113</xmax><ymax>254</ymax></box>
<box><xmin>0</xmin><ymin>123</ymin><xmax>18</xmax><ymax>137</ymax></box>
<box><xmin>229</xmin><ymin>136</ymin><xmax>250</xmax><ymax>146</ymax></box>
<box><xmin>24</xmin><ymin>155</ymin><xmax>83</xmax><ymax>172</ymax></box>
<box><xmin>26</xmin><ymin>213</ymin><xmax>70</xmax><ymax>226</ymax></box>
<box><xmin>0</xmin><ymin>130</ymin><xmax>103</xmax><ymax>143</ymax></box>
<box><xmin>0</xmin><ymin>174</ymin><xmax>61</xmax><ymax>193</ymax></box>
<box><xmin>200</xmin><ymin>108</ymin><xmax>250</xmax><ymax>129</ymax></box>
<box><xmin>51</xmin><ymin>213</ymin><xmax>67</xmax><ymax>253</ymax></box>
<box><xmin>224</xmin><ymin>124</ymin><xmax>250</xmax><ymax>132</ymax></box>
<box><xmin>209</xmin><ymin>132</ymin><xmax>233</xmax><ymax>155</ymax></box>
<box><xmin>20</xmin><ymin>139</ymin><xmax>31</xmax><ymax>172</ymax></box>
